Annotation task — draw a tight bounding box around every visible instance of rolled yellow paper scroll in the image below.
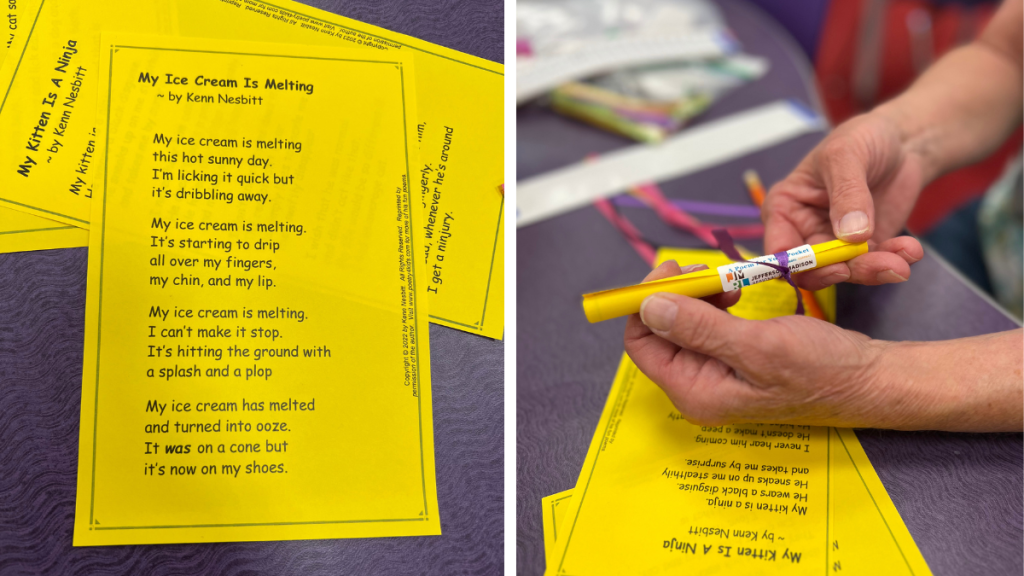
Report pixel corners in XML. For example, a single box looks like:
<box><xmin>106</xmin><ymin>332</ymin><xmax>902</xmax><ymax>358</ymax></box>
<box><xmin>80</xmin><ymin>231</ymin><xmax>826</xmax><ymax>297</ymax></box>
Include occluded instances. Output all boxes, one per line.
<box><xmin>582</xmin><ymin>239</ymin><xmax>868</xmax><ymax>323</ymax></box>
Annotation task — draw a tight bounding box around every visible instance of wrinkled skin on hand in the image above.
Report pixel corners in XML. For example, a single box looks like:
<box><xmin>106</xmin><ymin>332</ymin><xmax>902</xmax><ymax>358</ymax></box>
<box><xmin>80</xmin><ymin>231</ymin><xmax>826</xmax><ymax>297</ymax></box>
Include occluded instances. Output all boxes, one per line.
<box><xmin>624</xmin><ymin>261</ymin><xmax>891</xmax><ymax>427</ymax></box>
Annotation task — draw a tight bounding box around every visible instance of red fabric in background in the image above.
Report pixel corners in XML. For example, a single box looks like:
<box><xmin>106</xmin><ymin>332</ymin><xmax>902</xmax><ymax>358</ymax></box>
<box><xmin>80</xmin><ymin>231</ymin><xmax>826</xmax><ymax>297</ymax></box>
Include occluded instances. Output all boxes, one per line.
<box><xmin>814</xmin><ymin>0</ymin><xmax>1022</xmax><ymax>234</ymax></box>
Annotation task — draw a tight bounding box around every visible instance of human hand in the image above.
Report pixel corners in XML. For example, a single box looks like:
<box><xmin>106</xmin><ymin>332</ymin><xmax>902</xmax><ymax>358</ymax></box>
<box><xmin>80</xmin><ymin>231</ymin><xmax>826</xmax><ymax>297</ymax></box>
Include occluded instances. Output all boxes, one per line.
<box><xmin>623</xmin><ymin>261</ymin><xmax>897</xmax><ymax>428</ymax></box>
<box><xmin>762</xmin><ymin>112</ymin><xmax>925</xmax><ymax>291</ymax></box>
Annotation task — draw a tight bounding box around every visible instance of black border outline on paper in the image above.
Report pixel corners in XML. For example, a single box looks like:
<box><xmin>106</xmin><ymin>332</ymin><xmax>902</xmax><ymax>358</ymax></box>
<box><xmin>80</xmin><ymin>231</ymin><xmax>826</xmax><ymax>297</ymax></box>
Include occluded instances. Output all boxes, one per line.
<box><xmin>428</xmin><ymin>195</ymin><xmax>503</xmax><ymax>333</ymax></box>
<box><xmin>86</xmin><ymin>44</ymin><xmax>430</xmax><ymax>533</ymax></box>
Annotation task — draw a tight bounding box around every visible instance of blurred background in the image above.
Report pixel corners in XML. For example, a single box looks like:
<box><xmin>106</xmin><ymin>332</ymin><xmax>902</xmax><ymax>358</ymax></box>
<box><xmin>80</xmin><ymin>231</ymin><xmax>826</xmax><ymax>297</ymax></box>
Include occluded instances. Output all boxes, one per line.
<box><xmin>517</xmin><ymin>0</ymin><xmax>1021</xmax><ymax>308</ymax></box>
<box><xmin>516</xmin><ymin>4</ymin><xmax>1022</xmax><ymax>574</ymax></box>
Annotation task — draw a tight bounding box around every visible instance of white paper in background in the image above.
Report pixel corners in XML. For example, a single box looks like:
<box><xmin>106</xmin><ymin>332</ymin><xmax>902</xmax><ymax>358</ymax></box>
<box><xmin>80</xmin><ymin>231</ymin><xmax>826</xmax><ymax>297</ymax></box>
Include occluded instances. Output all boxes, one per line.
<box><xmin>516</xmin><ymin>0</ymin><xmax>734</xmax><ymax>103</ymax></box>
<box><xmin>600</xmin><ymin>53</ymin><xmax>769</xmax><ymax>101</ymax></box>
<box><xmin>517</xmin><ymin>0</ymin><xmax>725</xmax><ymax>53</ymax></box>
<box><xmin>515</xmin><ymin>99</ymin><xmax>827</xmax><ymax>227</ymax></box>
<box><xmin>516</xmin><ymin>31</ymin><xmax>733</xmax><ymax>103</ymax></box>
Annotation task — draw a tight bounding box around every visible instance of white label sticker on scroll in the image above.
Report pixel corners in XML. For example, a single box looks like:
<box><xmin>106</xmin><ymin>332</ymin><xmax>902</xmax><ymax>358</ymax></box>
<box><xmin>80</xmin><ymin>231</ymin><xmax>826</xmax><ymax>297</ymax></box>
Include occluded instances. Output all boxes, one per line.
<box><xmin>516</xmin><ymin>100</ymin><xmax>826</xmax><ymax>227</ymax></box>
<box><xmin>717</xmin><ymin>244</ymin><xmax>817</xmax><ymax>292</ymax></box>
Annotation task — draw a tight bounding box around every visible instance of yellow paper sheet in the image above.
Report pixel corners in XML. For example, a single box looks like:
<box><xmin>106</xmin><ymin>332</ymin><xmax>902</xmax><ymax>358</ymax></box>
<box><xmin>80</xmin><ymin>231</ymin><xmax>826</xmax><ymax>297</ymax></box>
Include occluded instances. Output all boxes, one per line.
<box><xmin>542</xmin><ymin>429</ymin><xmax>932</xmax><ymax>575</ymax></box>
<box><xmin>0</xmin><ymin>0</ymin><xmax>504</xmax><ymax>338</ymax></box>
<box><xmin>541</xmin><ymin>489</ymin><xmax>574</xmax><ymax>567</ymax></box>
<box><xmin>0</xmin><ymin>0</ymin><xmax>86</xmax><ymax>253</ymax></box>
<box><xmin>74</xmin><ymin>34</ymin><xmax>438</xmax><ymax>545</ymax></box>
<box><xmin>418</xmin><ymin>121</ymin><xmax>504</xmax><ymax>338</ymax></box>
<box><xmin>2</xmin><ymin>0</ymin><xmax>38</xmax><ymax>60</ymax></box>
<box><xmin>545</xmin><ymin>356</ymin><xmax>831</xmax><ymax>575</ymax></box>
<box><xmin>544</xmin><ymin>248</ymin><xmax>928</xmax><ymax>574</ymax></box>
<box><xmin>827</xmin><ymin>427</ymin><xmax>932</xmax><ymax>575</ymax></box>
<box><xmin>0</xmin><ymin>204</ymin><xmax>88</xmax><ymax>252</ymax></box>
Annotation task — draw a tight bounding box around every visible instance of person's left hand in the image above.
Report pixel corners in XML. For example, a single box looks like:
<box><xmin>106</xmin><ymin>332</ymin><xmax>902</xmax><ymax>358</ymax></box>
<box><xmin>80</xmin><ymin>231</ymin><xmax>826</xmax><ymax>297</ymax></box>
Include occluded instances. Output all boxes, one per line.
<box><xmin>623</xmin><ymin>260</ymin><xmax>903</xmax><ymax>428</ymax></box>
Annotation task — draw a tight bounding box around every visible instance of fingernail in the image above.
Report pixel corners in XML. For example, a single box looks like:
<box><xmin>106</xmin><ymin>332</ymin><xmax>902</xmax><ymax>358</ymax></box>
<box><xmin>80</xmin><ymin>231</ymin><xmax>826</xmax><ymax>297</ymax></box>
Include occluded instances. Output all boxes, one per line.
<box><xmin>680</xmin><ymin>264</ymin><xmax>709</xmax><ymax>274</ymax></box>
<box><xmin>640</xmin><ymin>295</ymin><xmax>678</xmax><ymax>333</ymax></box>
<box><xmin>838</xmin><ymin>211</ymin><xmax>869</xmax><ymax>238</ymax></box>
<box><xmin>876</xmin><ymin>269</ymin><xmax>907</xmax><ymax>283</ymax></box>
<box><xmin>820</xmin><ymin>272</ymin><xmax>850</xmax><ymax>288</ymax></box>
<box><xmin>897</xmin><ymin>249</ymin><xmax>921</xmax><ymax>264</ymax></box>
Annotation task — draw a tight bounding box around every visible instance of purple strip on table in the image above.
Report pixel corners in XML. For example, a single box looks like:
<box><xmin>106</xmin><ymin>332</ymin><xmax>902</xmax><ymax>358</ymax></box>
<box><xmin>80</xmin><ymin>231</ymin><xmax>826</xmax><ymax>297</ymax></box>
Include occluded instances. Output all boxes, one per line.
<box><xmin>612</xmin><ymin>195</ymin><xmax>763</xmax><ymax>219</ymax></box>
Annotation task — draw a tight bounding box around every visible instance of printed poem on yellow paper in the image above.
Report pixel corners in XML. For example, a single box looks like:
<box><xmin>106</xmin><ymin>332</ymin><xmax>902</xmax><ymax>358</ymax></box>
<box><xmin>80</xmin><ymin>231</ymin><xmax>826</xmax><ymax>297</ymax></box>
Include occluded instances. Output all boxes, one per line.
<box><xmin>73</xmin><ymin>35</ymin><xmax>439</xmax><ymax>545</ymax></box>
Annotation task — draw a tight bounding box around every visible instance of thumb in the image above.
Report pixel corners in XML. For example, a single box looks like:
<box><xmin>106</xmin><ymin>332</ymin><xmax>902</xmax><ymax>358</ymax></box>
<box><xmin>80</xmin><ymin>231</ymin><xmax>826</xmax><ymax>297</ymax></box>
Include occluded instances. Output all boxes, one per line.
<box><xmin>639</xmin><ymin>292</ymin><xmax>752</xmax><ymax>366</ymax></box>
<box><xmin>818</xmin><ymin>141</ymin><xmax>875</xmax><ymax>242</ymax></box>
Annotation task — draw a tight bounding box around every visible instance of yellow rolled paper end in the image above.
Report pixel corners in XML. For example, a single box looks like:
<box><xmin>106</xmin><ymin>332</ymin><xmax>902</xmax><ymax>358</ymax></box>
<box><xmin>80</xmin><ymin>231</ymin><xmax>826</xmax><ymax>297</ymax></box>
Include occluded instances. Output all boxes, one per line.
<box><xmin>582</xmin><ymin>239</ymin><xmax>868</xmax><ymax>323</ymax></box>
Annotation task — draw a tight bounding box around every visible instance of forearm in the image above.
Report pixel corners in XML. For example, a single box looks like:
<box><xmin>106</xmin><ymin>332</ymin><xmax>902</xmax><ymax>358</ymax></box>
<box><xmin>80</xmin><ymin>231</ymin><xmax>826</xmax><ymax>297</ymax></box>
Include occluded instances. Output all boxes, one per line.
<box><xmin>874</xmin><ymin>1</ymin><xmax>1023</xmax><ymax>184</ymax></box>
<box><xmin>870</xmin><ymin>329</ymin><xmax>1023</xmax><ymax>431</ymax></box>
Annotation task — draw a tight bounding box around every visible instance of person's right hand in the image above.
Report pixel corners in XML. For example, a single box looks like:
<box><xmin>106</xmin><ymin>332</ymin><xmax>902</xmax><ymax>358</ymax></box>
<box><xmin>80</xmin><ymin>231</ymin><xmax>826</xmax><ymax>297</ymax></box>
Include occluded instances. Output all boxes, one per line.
<box><xmin>762</xmin><ymin>112</ymin><xmax>925</xmax><ymax>290</ymax></box>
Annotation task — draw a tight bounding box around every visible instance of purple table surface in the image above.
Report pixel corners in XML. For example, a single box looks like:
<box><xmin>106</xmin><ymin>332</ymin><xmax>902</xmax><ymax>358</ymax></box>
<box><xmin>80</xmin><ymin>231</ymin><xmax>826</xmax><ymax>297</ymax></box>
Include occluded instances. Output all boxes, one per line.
<box><xmin>516</xmin><ymin>1</ymin><xmax>1022</xmax><ymax>575</ymax></box>
<box><xmin>0</xmin><ymin>2</ymin><xmax>503</xmax><ymax>575</ymax></box>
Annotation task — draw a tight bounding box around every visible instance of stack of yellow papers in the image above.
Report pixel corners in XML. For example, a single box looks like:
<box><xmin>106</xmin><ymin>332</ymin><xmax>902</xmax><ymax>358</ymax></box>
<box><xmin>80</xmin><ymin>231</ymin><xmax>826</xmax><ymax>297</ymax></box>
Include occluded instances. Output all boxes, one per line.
<box><xmin>540</xmin><ymin>248</ymin><xmax>932</xmax><ymax>575</ymax></box>
<box><xmin>0</xmin><ymin>0</ymin><xmax>503</xmax><ymax>339</ymax></box>
<box><xmin>0</xmin><ymin>0</ymin><xmax>502</xmax><ymax>545</ymax></box>
<box><xmin>0</xmin><ymin>204</ymin><xmax>89</xmax><ymax>251</ymax></box>
<box><xmin>0</xmin><ymin>0</ymin><xmax>90</xmax><ymax>252</ymax></box>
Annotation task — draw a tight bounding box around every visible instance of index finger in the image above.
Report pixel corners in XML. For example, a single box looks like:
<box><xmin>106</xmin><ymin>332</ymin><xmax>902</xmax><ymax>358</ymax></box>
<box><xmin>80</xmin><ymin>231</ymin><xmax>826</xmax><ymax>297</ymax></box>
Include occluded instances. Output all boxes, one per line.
<box><xmin>762</xmin><ymin>187</ymin><xmax>830</xmax><ymax>255</ymax></box>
